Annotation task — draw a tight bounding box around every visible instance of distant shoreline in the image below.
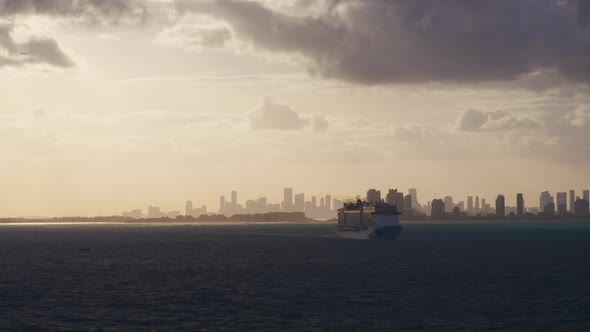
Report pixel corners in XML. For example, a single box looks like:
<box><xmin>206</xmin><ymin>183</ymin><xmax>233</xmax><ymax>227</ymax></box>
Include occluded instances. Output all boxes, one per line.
<box><xmin>1</xmin><ymin>217</ymin><xmax>590</xmax><ymax>225</ymax></box>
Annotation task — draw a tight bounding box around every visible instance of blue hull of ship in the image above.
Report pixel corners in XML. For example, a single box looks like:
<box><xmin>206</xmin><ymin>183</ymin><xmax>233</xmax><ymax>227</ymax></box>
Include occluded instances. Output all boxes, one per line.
<box><xmin>371</xmin><ymin>225</ymin><xmax>403</xmax><ymax>240</ymax></box>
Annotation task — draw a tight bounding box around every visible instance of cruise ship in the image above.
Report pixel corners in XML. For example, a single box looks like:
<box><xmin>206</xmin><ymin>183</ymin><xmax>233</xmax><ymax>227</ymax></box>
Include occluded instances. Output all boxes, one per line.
<box><xmin>336</xmin><ymin>200</ymin><xmax>402</xmax><ymax>240</ymax></box>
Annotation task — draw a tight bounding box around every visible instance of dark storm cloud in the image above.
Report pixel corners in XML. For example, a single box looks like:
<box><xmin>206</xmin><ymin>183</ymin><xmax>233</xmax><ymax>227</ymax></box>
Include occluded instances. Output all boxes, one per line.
<box><xmin>176</xmin><ymin>0</ymin><xmax>590</xmax><ymax>85</ymax></box>
<box><xmin>0</xmin><ymin>0</ymin><xmax>146</xmax><ymax>23</ymax></box>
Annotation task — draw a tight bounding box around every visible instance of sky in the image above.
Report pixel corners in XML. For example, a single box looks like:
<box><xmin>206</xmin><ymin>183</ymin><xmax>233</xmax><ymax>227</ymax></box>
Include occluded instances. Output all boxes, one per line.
<box><xmin>1</xmin><ymin>0</ymin><xmax>590</xmax><ymax>217</ymax></box>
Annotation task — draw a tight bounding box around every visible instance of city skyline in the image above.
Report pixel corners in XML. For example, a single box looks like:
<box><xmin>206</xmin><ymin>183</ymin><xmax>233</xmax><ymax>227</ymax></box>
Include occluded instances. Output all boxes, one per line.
<box><xmin>1</xmin><ymin>1</ymin><xmax>590</xmax><ymax>217</ymax></box>
<box><xmin>120</xmin><ymin>186</ymin><xmax>590</xmax><ymax>220</ymax></box>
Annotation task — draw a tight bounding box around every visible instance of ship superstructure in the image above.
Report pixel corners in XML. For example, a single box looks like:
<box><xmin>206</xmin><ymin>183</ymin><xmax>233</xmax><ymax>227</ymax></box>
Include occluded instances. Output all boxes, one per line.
<box><xmin>336</xmin><ymin>200</ymin><xmax>402</xmax><ymax>239</ymax></box>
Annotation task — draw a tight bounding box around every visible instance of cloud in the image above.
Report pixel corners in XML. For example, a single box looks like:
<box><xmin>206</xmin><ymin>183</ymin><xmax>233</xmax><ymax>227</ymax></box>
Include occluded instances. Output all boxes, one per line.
<box><xmin>156</xmin><ymin>20</ymin><xmax>231</xmax><ymax>49</ymax></box>
<box><xmin>246</xmin><ymin>96</ymin><xmax>309</xmax><ymax>130</ymax></box>
<box><xmin>457</xmin><ymin>109</ymin><xmax>540</xmax><ymax>132</ymax></box>
<box><xmin>175</xmin><ymin>0</ymin><xmax>590</xmax><ymax>86</ymax></box>
<box><xmin>0</xmin><ymin>23</ymin><xmax>73</xmax><ymax>68</ymax></box>
<box><xmin>393</xmin><ymin>122</ymin><xmax>438</xmax><ymax>143</ymax></box>
<box><xmin>0</xmin><ymin>0</ymin><xmax>148</xmax><ymax>69</ymax></box>
<box><xmin>456</xmin><ymin>109</ymin><xmax>489</xmax><ymax>132</ymax></box>
<box><xmin>564</xmin><ymin>106</ymin><xmax>590</xmax><ymax>127</ymax></box>
<box><xmin>311</xmin><ymin>114</ymin><xmax>329</xmax><ymax>131</ymax></box>
<box><xmin>0</xmin><ymin>0</ymin><xmax>146</xmax><ymax>24</ymax></box>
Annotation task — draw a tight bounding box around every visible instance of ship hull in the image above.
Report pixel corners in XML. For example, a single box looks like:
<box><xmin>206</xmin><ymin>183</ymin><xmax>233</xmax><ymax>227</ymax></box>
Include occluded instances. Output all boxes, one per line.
<box><xmin>337</xmin><ymin>224</ymin><xmax>402</xmax><ymax>240</ymax></box>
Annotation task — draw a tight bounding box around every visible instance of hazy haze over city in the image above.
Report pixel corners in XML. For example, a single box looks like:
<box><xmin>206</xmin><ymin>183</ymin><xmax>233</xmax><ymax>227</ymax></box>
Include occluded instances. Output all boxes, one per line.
<box><xmin>1</xmin><ymin>0</ymin><xmax>590</xmax><ymax>216</ymax></box>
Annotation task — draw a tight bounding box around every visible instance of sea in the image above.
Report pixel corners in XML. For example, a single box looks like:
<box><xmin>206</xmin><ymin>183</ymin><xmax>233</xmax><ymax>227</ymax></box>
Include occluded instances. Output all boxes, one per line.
<box><xmin>1</xmin><ymin>221</ymin><xmax>590</xmax><ymax>331</ymax></box>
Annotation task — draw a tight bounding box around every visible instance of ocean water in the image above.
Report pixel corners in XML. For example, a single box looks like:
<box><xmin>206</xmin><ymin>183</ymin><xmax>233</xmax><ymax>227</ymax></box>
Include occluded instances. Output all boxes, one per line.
<box><xmin>1</xmin><ymin>221</ymin><xmax>590</xmax><ymax>331</ymax></box>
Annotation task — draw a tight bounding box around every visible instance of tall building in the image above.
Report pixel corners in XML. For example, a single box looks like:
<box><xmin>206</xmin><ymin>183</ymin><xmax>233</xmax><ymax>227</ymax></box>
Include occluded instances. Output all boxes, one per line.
<box><xmin>443</xmin><ymin>196</ymin><xmax>454</xmax><ymax>213</ymax></box>
<box><xmin>231</xmin><ymin>191</ymin><xmax>237</xmax><ymax>207</ymax></box>
<box><xmin>367</xmin><ymin>189</ymin><xmax>381</xmax><ymax>204</ymax></box>
<box><xmin>148</xmin><ymin>206</ymin><xmax>162</xmax><ymax>218</ymax></box>
<box><xmin>516</xmin><ymin>193</ymin><xmax>524</xmax><ymax>216</ymax></box>
<box><xmin>475</xmin><ymin>196</ymin><xmax>480</xmax><ymax>212</ymax></box>
<box><xmin>574</xmin><ymin>198</ymin><xmax>590</xmax><ymax>217</ymax></box>
<box><xmin>385</xmin><ymin>189</ymin><xmax>397</xmax><ymax>205</ymax></box>
<box><xmin>584</xmin><ymin>190</ymin><xmax>590</xmax><ymax>206</ymax></box>
<box><xmin>539</xmin><ymin>191</ymin><xmax>554</xmax><ymax>212</ymax></box>
<box><xmin>325</xmin><ymin>194</ymin><xmax>332</xmax><ymax>211</ymax></box>
<box><xmin>457</xmin><ymin>201</ymin><xmax>465</xmax><ymax>212</ymax></box>
<box><xmin>544</xmin><ymin>202</ymin><xmax>556</xmax><ymax>216</ymax></box>
<box><xmin>404</xmin><ymin>194</ymin><xmax>412</xmax><ymax>210</ymax></box>
<box><xmin>409</xmin><ymin>188</ymin><xmax>418</xmax><ymax>209</ymax></box>
<box><xmin>431</xmin><ymin>199</ymin><xmax>445</xmax><ymax>218</ymax></box>
<box><xmin>495</xmin><ymin>194</ymin><xmax>505</xmax><ymax>218</ymax></box>
<box><xmin>570</xmin><ymin>190</ymin><xmax>575</xmax><ymax>212</ymax></box>
<box><xmin>467</xmin><ymin>196</ymin><xmax>474</xmax><ymax>213</ymax></box>
<box><xmin>185</xmin><ymin>200</ymin><xmax>194</xmax><ymax>216</ymax></box>
<box><xmin>556</xmin><ymin>192</ymin><xmax>567</xmax><ymax>216</ymax></box>
<box><xmin>394</xmin><ymin>192</ymin><xmax>405</xmax><ymax>212</ymax></box>
<box><xmin>294</xmin><ymin>193</ymin><xmax>305</xmax><ymax>212</ymax></box>
<box><xmin>283</xmin><ymin>188</ymin><xmax>293</xmax><ymax>212</ymax></box>
<box><xmin>311</xmin><ymin>196</ymin><xmax>317</xmax><ymax>208</ymax></box>
<box><xmin>219</xmin><ymin>196</ymin><xmax>226</xmax><ymax>214</ymax></box>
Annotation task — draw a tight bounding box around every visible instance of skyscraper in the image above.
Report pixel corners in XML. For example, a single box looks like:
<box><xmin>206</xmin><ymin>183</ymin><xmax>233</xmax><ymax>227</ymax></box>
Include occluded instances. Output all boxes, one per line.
<box><xmin>443</xmin><ymin>196</ymin><xmax>454</xmax><ymax>213</ymax></box>
<box><xmin>556</xmin><ymin>192</ymin><xmax>567</xmax><ymax>216</ymax></box>
<box><xmin>148</xmin><ymin>206</ymin><xmax>162</xmax><ymax>218</ymax></box>
<box><xmin>457</xmin><ymin>201</ymin><xmax>464</xmax><ymax>212</ymax></box>
<box><xmin>219</xmin><ymin>196</ymin><xmax>226</xmax><ymax>214</ymax></box>
<box><xmin>574</xmin><ymin>198</ymin><xmax>590</xmax><ymax>217</ymax></box>
<box><xmin>516</xmin><ymin>193</ymin><xmax>524</xmax><ymax>216</ymax></box>
<box><xmin>394</xmin><ymin>192</ymin><xmax>405</xmax><ymax>212</ymax></box>
<box><xmin>584</xmin><ymin>190</ymin><xmax>589</xmax><ymax>204</ymax></box>
<box><xmin>570</xmin><ymin>190</ymin><xmax>575</xmax><ymax>212</ymax></box>
<box><xmin>409</xmin><ymin>188</ymin><xmax>418</xmax><ymax>208</ymax></box>
<box><xmin>294</xmin><ymin>193</ymin><xmax>305</xmax><ymax>212</ymax></box>
<box><xmin>467</xmin><ymin>196</ymin><xmax>474</xmax><ymax>214</ymax></box>
<box><xmin>385</xmin><ymin>189</ymin><xmax>397</xmax><ymax>205</ymax></box>
<box><xmin>475</xmin><ymin>196</ymin><xmax>480</xmax><ymax>212</ymax></box>
<box><xmin>404</xmin><ymin>194</ymin><xmax>412</xmax><ymax>210</ymax></box>
<box><xmin>283</xmin><ymin>188</ymin><xmax>293</xmax><ymax>212</ymax></box>
<box><xmin>431</xmin><ymin>199</ymin><xmax>445</xmax><ymax>218</ymax></box>
<box><xmin>185</xmin><ymin>200</ymin><xmax>194</xmax><ymax>216</ymax></box>
<box><xmin>539</xmin><ymin>191</ymin><xmax>554</xmax><ymax>211</ymax></box>
<box><xmin>544</xmin><ymin>202</ymin><xmax>556</xmax><ymax>216</ymax></box>
<box><xmin>367</xmin><ymin>189</ymin><xmax>381</xmax><ymax>204</ymax></box>
<box><xmin>231</xmin><ymin>191</ymin><xmax>237</xmax><ymax>207</ymax></box>
<box><xmin>495</xmin><ymin>194</ymin><xmax>505</xmax><ymax>218</ymax></box>
<box><xmin>325</xmin><ymin>194</ymin><xmax>331</xmax><ymax>211</ymax></box>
